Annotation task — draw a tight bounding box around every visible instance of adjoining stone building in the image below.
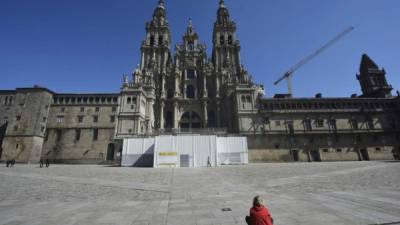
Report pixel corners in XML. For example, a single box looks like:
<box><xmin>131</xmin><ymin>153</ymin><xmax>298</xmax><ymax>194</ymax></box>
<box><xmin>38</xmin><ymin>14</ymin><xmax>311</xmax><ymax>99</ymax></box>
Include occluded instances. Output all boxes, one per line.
<box><xmin>0</xmin><ymin>0</ymin><xmax>399</xmax><ymax>164</ymax></box>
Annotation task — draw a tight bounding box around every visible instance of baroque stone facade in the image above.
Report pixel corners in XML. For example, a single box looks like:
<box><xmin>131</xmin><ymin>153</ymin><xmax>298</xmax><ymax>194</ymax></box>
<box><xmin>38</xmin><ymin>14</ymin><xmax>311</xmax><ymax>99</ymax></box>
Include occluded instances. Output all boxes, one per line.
<box><xmin>0</xmin><ymin>0</ymin><xmax>399</xmax><ymax>163</ymax></box>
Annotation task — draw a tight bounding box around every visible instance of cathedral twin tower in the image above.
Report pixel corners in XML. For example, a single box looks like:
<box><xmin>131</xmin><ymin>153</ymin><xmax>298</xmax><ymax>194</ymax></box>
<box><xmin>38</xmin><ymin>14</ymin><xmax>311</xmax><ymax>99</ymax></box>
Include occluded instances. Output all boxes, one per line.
<box><xmin>117</xmin><ymin>0</ymin><xmax>263</xmax><ymax>137</ymax></box>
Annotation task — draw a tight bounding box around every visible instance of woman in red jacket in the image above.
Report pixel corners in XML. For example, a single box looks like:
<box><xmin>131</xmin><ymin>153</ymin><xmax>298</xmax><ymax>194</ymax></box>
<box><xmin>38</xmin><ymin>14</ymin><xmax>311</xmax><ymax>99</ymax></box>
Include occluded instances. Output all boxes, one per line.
<box><xmin>246</xmin><ymin>196</ymin><xmax>274</xmax><ymax>225</ymax></box>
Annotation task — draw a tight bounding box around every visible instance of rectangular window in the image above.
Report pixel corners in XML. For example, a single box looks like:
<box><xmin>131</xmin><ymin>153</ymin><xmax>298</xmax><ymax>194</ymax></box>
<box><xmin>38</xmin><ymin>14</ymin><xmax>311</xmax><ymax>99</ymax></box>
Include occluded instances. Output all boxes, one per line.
<box><xmin>350</xmin><ymin>118</ymin><xmax>358</xmax><ymax>130</ymax></box>
<box><xmin>366</xmin><ymin>118</ymin><xmax>374</xmax><ymax>130</ymax></box>
<box><xmin>56</xmin><ymin>116</ymin><xmax>64</xmax><ymax>123</ymax></box>
<box><xmin>275</xmin><ymin>121</ymin><xmax>281</xmax><ymax>126</ymax></box>
<box><xmin>93</xmin><ymin>128</ymin><xmax>98</xmax><ymax>141</ymax></box>
<box><xmin>43</xmin><ymin>117</ymin><xmax>47</xmax><ymax>123</ymax></box>
<box><xmin>93</xmin><ymin>116</ymin><xmax>98</xmax><ymax>123</ymax></box>
<box><xmin>80</xmin><ymin>107</ymin><xmax>84</xmax><ymax>112</ymax></box>
<box><xmin>44</xmin><ymin>131</ymin><xmax>49</xmax><ymax>142</ymax></box>
<box><xmin>110</xmin><ymin>116</ymin><xmax>115</xmax><ymax>123</ymax></box>
<box><xmin>316</xmin><ymin>119</ymin><xmax>324</xmax><ymax>127</ymax></box>
<box><xmin>112</xmin><ymin>106</ymin><xmax>117</xmax><ymax>112</ymax></box>
<box><xmin>61</xmin><ymin>107</ymin><xmax>65</xmax><ymax>112</ymax></box>
<box><xmin>75</xmin><ymin>129</ymin><xmax>81</xmax><ymax>141</ymax></box>
<box><xmin>389</xmin><ymin>119</ymin><xmax>396</xmax><ymax>129</ymax></box>
<box><xmin>286</xmin><ymin>121</ymin><xmax>294</xmax><ymax>135</ymax></box>
<box><xmin>56</xmin><ymin>129</ymin><xmax>62</xmax><ymax>141</ymax></box>
<box><xmin>16</xmin><ymin>115</ymin><xmax>21</xmax><ymax>121</ymax></box>
<box><xmin>304</xmin><ymin>119</ymin><xmax>312</xmax><ymax>131</ymax></box>
<box><xmin>78</xmin><ymin>116</ymin><xmax>84</xmax><ymax>123</ymax></box>
<box><xmin>41</xmin><ymin>126</ymin><xmax>45</xmax><ymax>132</ymax></box>
<box><xmin>329</xmin><ymin>119</ymin><xmax>337</xmax><ymax>131</ymax></box>
<box><xmin>95</xmin><ymin>107</ymin><xmax>100</xmax><ymax>112</ymax></box>
<box><xmin>336</xmin><ymin>149</ymin><xmax>342</xmax><ymax>153</ymax></box>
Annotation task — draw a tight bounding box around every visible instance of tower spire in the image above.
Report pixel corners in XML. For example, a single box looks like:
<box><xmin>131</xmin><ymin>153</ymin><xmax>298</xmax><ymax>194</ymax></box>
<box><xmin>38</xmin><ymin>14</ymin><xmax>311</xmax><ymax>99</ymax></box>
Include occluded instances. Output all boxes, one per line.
<box><xmin>187</xmin><ymin>18</ymin><xmax>194</xmax><ymax>34</ymax></box>
<box><xmin>219</xmin><ymin>0</ymin><xmax>225</xmax><ymax>7</ymax></box>
<box><xmin>158</xmin><ymin>0</ymin><xmax>165</xmax><ymax>8</ymax></box>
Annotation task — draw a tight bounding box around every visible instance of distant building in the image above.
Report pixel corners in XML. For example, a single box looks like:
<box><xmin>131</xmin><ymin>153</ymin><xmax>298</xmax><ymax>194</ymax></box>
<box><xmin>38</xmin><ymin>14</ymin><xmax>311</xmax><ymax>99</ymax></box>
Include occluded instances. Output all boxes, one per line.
<box><xmin>0</xmin><ymin>0</ymin><xmax>399</xmax><ymax>164</ymax></box>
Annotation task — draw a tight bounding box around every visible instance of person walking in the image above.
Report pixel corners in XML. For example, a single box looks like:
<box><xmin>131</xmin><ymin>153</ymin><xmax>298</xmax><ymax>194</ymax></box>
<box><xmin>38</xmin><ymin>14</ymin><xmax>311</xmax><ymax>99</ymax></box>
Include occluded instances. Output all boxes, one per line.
<box><xmin>39</xmin><ymin>159</ymin><xmax>44</xmax><ymax>168</ymax></box>
<box><xmin>245</xmin><ymin>196</ymin><xmax>273</xmax><ymax>225</ymax></box>
<box><xmin>45</xmin><ymin>159</ymin><xmax>50</xmax><ymax>168</ymax></box>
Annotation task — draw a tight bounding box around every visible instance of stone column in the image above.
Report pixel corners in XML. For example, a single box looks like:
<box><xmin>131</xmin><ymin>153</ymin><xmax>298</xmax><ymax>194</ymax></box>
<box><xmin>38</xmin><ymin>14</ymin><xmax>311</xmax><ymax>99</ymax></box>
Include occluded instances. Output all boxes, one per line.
<box><xmin>140</xmin><ymin>52</ymin><xmax>145</xmax><ymax>70</ymax></box>
<box><xmin>216</xmin><ymin>100</ymin><xmax>221</xmax><ymax>127</ymax></box>
<box><xmin>203</xmin><ymin>101</ymin><xmax>208</xmax><ymax>128</ymax></box>
<box><xmin>148</xmin><ymin>99</ymin><xmax>155</xmax><ymax>134</ymax></box>
<box><xmin>163</xmin><ymin>51</ymin><xmax>168</xmax><ymax>73</ymax></box>
<box><xmin>203</xmin><ymin>74</ymin><xmax>207</xmax><ymax>98</ymax></box>
<box><xmin>173</xmin><ymin>101</ymin><xmax>179</xmax><ymax>129</ymax></box>
<box><xmin>174</xmin><ymin>71</ymin><xmax>180</xmax><ymax>97</ymax></box>
<box><xmin>160</xmin><ymin>101</ymin><xmax>165</xmax><ymax>129</ymax></box>
<box><xmin>161</xmin><ymin>73</ymin><xmax>165</xmax><ymax>98</ymax></box>
<box><xmin>216</xmin><ymin>76</ymin><xmax>220</xmax><ymax>98</ymax></box>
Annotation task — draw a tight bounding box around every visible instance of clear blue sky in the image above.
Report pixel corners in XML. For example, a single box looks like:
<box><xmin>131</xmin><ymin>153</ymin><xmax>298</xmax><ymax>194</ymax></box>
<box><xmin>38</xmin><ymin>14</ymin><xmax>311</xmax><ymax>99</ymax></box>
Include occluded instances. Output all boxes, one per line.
<box><xmin>1</xmin><ymin>0</ymin><xmax>399</xmax><ymax>97</ymax></box>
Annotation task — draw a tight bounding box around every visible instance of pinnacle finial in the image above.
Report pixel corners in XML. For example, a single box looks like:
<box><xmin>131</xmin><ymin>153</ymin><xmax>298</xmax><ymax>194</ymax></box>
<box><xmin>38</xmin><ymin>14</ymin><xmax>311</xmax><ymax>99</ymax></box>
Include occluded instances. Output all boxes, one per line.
<box><xmin>187</xmin><ymin>18</ymin><xmax>194</xmax><ymax>34</ymax></box>
<box><xmin>158</xmin><ymin>0</ymin><xmax>164</xmax><ymax>8</ymax></box>
<box><xmin>188</xmin><ymin>18</ymin><xmax>193</xmax><ymax>28</ymax></box>
<box><xmin>219</xmin><ymin>0</ymin><xmax>225</xmax><ymax>7</ymax></box>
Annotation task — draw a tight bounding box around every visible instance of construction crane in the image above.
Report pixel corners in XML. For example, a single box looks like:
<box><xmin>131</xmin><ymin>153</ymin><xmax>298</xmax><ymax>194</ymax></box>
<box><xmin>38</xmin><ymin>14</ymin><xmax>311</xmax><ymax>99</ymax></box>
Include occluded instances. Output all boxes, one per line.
<box><xmin>274</xmin><ymin>26</ymin><xmax>354</xmax><ymax>96</ymax></box>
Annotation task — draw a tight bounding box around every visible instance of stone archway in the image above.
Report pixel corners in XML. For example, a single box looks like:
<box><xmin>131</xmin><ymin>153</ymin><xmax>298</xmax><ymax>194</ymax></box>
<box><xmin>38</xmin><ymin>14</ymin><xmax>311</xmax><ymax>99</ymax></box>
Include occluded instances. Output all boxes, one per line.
<box><xmin>180</xmin><ymin>111</ymin><xmax>201</xmax><ymax>129</ymax></box>
<box><xmin>106</xmin><ymin>143</ymin><xmax>115</xmax><ymax>161</ymax></box>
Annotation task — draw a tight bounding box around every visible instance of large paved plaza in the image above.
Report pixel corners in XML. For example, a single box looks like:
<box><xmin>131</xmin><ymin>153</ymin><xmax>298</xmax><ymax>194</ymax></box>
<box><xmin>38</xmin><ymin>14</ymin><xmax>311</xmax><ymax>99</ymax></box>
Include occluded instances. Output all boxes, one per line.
<box><xmin>0</xmin><ymin>161</ymin><xmax>399</xmax><ymax>225</ymax></box>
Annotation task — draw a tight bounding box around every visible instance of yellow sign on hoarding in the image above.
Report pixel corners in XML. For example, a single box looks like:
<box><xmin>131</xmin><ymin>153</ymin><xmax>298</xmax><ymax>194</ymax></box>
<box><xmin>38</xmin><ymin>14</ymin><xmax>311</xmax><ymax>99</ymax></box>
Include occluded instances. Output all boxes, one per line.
<box><xmin>159</xmin><ymin>152</ymin><xmax>178</xmax><ymax>156</ymax></box>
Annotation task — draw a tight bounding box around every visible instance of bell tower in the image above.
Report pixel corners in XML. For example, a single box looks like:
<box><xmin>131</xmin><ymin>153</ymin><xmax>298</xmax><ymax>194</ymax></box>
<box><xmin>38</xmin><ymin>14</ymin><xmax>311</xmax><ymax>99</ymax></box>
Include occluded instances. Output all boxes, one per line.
<box><xmin>140</xmin><ymin>0</ymin><xmax>171</xmax><ymax>75</ymax></box>
<box><xmin>357</xmin><ymin>54</ymin><xmax>392</xmax><ymax>98</ymax></box>
<box><xmin>212</xmin><ymin>0</ymin><xmax>242</xmax><ymax>80</ymax></box>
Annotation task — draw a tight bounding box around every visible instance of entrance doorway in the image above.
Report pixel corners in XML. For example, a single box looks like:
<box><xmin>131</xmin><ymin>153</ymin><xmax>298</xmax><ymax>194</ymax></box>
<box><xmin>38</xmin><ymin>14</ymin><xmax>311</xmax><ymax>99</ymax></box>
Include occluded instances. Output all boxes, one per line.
<box><xmin>106</xmin><ymin>143</ymin><xmax>115</xmax><ymax>161</ymax></box>
<box><xmin>180</xmin><ymin>111</ymin><xmax>201</xmax><ymax>129</ymax></box>
<box><xmin>360</xmin><ymin>149</ymin><xmax>369</xmax><ymax>161</ymax></box>
<box><xmin>0</xmin><ymin>122</ymin><xmax>7</xmax><ymax>159</ymax></box>
<box><xmin>292</xmin><ymin>150</ymin><xmax>299</xmax><ymax>162</ymax></box>
<box><xmin>310</xmin><ymin>150</ymin><xmax>321</xmax><ymax>162</ymax></box>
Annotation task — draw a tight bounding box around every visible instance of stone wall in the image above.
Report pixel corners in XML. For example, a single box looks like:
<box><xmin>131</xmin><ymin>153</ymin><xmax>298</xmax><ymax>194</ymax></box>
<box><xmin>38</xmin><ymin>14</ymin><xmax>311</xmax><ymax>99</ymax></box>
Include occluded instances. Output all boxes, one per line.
<box><xmin>43</xmin><ymin>94</ymin><xmax>119</xmax><ymax>163</ymax></box>
<box><xmin>1</xmin><ymin>88</ymin><xmax>53</xmax><ymax>162</ymax></box>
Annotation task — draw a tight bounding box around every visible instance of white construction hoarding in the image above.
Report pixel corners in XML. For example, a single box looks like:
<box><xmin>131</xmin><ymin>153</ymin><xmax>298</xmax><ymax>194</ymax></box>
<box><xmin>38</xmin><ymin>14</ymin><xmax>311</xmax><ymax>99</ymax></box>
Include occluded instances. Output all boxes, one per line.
<box><xmin>122</xmin><ymin>135</ymin><xmax>247</xmax><ymax>168</ymax></box>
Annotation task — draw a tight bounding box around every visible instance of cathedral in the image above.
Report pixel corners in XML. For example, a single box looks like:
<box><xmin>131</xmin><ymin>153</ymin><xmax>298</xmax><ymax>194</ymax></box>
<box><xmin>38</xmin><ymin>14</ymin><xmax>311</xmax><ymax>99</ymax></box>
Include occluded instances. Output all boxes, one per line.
<box><xmin>117</xmin><ymin>0</ymin><xmax>262</xmax><ymax>137</ymax></box>
<box><xmin>0</xmin><ymin>0</ymin><xmax>399</xmax><ymax>164</ymax></box>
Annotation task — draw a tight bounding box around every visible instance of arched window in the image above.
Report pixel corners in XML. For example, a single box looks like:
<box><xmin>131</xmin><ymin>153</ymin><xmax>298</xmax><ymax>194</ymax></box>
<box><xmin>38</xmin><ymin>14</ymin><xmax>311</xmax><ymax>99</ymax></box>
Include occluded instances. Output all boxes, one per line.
<box><xmin>166</xmin><ymin>111</ymin><xmax>173</xmax><ymax>128</ymax></box>
<box><xmin>167</xmin><ymin>89</ymin><xmax>174</xmax><ymax>99</ymax></box>
<box><xmin>186</xmin><ymin>85</ymin><xmax>195</xmax><ymax>99</ymax></box>
<box><xmin>208</xmin><ymin>111</ymin><xmax>216</xmax><ymax>127</ymax></box>
<box><xmin>228</xmin><ymin>35</ymin><xmax>233</xmax><ymax>44</ymax></box>
<box><xmin>188</xmin><ymin>41</ymin><xmax>194</xmax><ymax>50</ymax></box>
<box><xmin>181</xmin><ymin>111</ymin><xmax>201</xmax><ymax>129</ymax></box>
<box><xmin>158</xmin><ymin>35</ymin><xmax>163</xmax><ymax>45</ymax></box>
<box><xmin>220</xmin><ymin>35</ymin><xmax>225</xmax><ymax>45</ymax></box>
<box><xmin>150</xmin><ymin>35</ymin><xmax>155</xmax><ymax>46</ymax></box>
<box><xmin>187</xmin><ymin>69</ymin><xmax>195</xmax><ymax>79</ymax></box>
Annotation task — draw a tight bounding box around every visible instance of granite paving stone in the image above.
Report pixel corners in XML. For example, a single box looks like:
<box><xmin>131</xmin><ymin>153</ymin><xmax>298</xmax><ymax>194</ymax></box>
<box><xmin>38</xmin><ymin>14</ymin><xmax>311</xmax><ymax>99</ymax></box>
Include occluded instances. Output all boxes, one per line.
<box><xmin>0</xmin><ymin>161</ymin><xmax>399</xmax><ymax>225</ymax></box>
